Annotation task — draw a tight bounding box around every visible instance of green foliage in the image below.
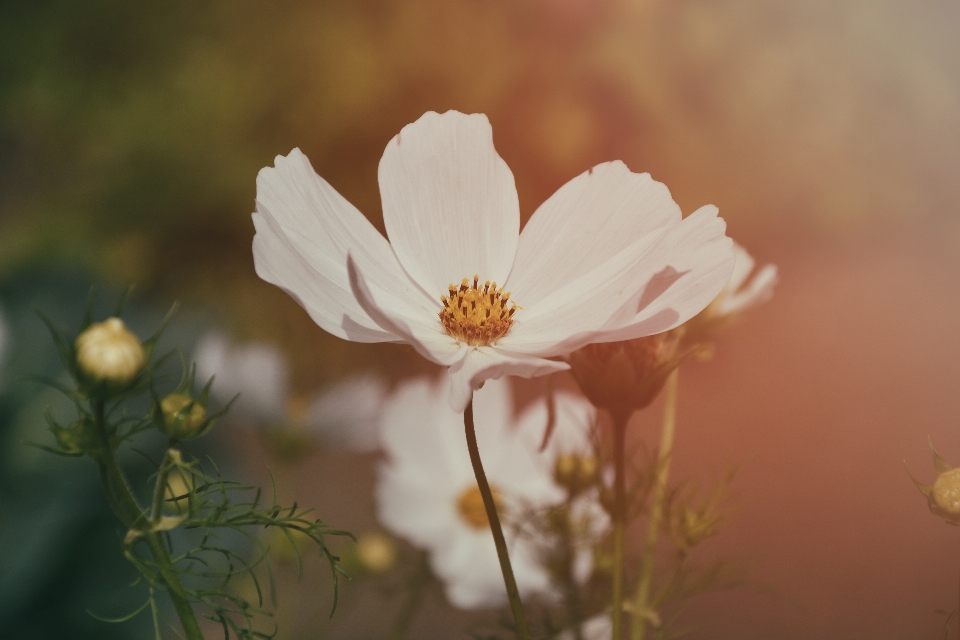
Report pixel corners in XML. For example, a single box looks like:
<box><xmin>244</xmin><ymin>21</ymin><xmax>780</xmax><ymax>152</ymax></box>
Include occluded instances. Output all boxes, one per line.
<box><xmin>26</xmin><ymin>291</ymin><xmax>351</xmax><ymax>639</ymax></box>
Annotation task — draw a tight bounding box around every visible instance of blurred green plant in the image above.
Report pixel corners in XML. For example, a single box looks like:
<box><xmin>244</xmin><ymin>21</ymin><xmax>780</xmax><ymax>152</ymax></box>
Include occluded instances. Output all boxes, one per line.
<box><xmin>25</xmin><ymin>290</ymin><xmax>350</xmax><ymax>640</ymax></box>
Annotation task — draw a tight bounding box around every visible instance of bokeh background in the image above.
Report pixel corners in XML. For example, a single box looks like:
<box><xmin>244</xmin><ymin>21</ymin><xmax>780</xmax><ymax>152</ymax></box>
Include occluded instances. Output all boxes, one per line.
<box><xmin>2</xmin><ymin>0</ymin><xmax>960</xmax><ymax>638</ymax></box>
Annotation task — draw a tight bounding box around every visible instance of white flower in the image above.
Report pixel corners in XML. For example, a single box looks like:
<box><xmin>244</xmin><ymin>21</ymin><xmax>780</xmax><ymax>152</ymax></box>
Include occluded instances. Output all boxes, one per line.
<box><xmin>555</xmin><ymin>614</ymin><xmax>612</xmax><ymax>640</ymax></box>
<box><xmin>712</xmin><ymin>242</ymin><xmax>777</xmax><ymax>317</ymax></box>
<box><xmin>253</xmin><ymin>110</ymin><xmax>734</xmax><ymax>411</ymax></box>
<box><xmin>193</xmin><ymin>331</ymin><xmax>289</xmax><ymax>422</ymax></box>
<box><xmin>192</xmin><ymin>331</ymin><xmax>385</xmax><ymax>450</ymax></box>
<box><xmin>377</xmin><ymin>376</ymin><xmax>600</xmax><ymax>609</ymax></box>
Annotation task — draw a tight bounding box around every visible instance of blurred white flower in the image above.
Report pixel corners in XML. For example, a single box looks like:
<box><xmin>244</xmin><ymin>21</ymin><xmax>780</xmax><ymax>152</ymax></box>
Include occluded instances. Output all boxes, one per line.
<box><xmin>555</xmin><ymin>614</ymin><xmax>612</xmax><ymax>640</ymax></box>
<box><xmin>192</xmin><ymin>331</ymin><xmax>385</xmax><ymax>451</ymax></box>
<box><xmin>193</xmin><ymin>331</ymin><xmax>288</xmax><ymax>422</ymax></box>
<box><xmin>712</xmin><ymin>242</ymin><xmax>777</xmax><ymax>317</ymax></box>
<box><xmin>253</xmin><ymin>110</ymin><xmax>735</xmax><ymax>412</ymax></box>
<box><xmin>376</xmin><ymin>377</ymin><xmax>602</xmax><ymax>609</ymax></box>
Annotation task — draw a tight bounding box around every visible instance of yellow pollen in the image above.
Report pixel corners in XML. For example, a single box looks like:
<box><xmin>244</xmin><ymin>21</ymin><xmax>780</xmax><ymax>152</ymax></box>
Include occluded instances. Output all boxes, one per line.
<box><xmin>439</xmin><ymin>275</ymin><xmax>517</xmax><ymax>346</ymax></box>
<box><xmin>456</xmin><ymin>484</ymin><xmax>503</xmax><ymax>529</ymax></box>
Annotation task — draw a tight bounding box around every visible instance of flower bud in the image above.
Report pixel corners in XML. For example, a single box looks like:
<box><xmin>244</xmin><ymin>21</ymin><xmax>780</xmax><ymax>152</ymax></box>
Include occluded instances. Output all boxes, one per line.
<box><xmin>52</xmin><ymin>419</ymin><xmax>96</xmax><ymax>455</ymax></box>
<box><xmin>354</xmin><ymin>531</ymin><xmax>399</xmax><ymax>574</ymax></box>
<box><xmin>568</xmin><ymin>332</ymin><xmax>684</xmax><ymax>418</ymax></box>
<box><xmin>933</xmin><ymin>468</ymin><xmax>960</xmax><ymax>517</ymax></box>
<box><xmin>75</xmin><ymin>317</ymin><xmax>145</xmax><ymax>385</ymax></box>
<box><xmin>160</xmin><ymin>393</ymin><xmax>208</xmax><ymax>440</ymax></box>
<box><xmin>554</xmin><ymin>453</ymin><xmax>600</xmax><ymax>495</ymax></box>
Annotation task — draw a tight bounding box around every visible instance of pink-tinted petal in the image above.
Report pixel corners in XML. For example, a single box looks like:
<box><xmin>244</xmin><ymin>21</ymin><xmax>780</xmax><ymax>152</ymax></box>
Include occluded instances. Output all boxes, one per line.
<box><xmin>254</xmin><ymin>148</ymin><xmax>436</xmax><ymax>342</ymax></box>
<box><xmin>446</xmin><ymin>348</ymin><xmax>569</xmax><ymax>412</ymax></box>
<box><xmin>506</xmin><ymin>161</ymin><xmax>680</xmax><ymax>309</ymax></box>
<box><xmin>496</xmin><ymin>230</ymin><xmax>669</xmax><ymax>355</ymax></box>
<box><xmin>348</xmin><ymin>254</ymin><xmax>464</xmax><ymax>366</ymax></box>
<box><xmin>597</xmin><ymin>205</ymin><xmax>736</xmax><ymax>342</ymax></box>
<box><xmin>379</xmin><ymin>111</ymin><xmax>519</xmax><ymax>297</ymax></box>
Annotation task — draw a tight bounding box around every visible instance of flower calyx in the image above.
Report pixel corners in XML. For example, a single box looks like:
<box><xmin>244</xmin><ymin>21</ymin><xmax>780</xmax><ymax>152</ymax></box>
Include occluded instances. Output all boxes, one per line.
<box><xmin>568</xmin><ymin>331</ymin><xmax>703</xmax><ymax>419</ymax></box>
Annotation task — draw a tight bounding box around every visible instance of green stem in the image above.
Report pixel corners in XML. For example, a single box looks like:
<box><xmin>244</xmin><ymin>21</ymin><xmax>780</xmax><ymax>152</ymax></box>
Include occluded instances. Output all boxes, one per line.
<box><xmin>464</xmin><ymin>396</ymin><xmax>531</xmax><ymax>640</ymax></box>
<box><xmin>611</xmin><ymin>410</ymin><xmax>629</xmax><ymax>640</ymax></box>
<box><xmin>630</xmin><ymin>369</ymin><xmax>679</xmax><ymax>640</ymax></box>
<box><xmin>92</xmin><ymin>400</ymin><xmax>204</xmax><ymax>640</ymax></box>
<box><xmin>388</xmin><ymin>551</ymin><xmax>431</xmax><ymax>640</ymax></box>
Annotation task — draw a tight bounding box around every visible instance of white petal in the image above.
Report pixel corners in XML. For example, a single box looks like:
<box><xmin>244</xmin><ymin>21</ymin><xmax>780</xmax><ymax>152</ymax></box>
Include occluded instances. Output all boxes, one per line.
<box><xmin>594</xmin><ymin>205</ymin><xmax>736</xmax><ymax>342</ymax></box>
<box><xmin>254</xmin><ymin>148</ymin><xmax>435</xmax><ymax>342</ymax></box>
<box><xmin>496</xmin><ymin>229</ymin><xmax>669</xmax><ymax>355</ymax></box>
<box><xmin>379</xmin><ymin>111</ymin><xmax>520</xmax><ymax>297</ymax></box>
<box><xmin>726</xmin><ymin>243</ymin><xmax>757</xmax><ymax>293</ymax></box>
<box><xmin>348</xmin><ymin>254</ymin><xmax>464</xmax><ymax>366</ymax></box>
<box><xmin>506</xmin><ymin>161</ymin><xmax>679</xmax><ymax>309</ymax></box>
<box><xmin>446</xmin><ymin>348</ymin><xmax>570</xmax><ymax>412</ymax></box>
<box><xmin>717</xmin><ymin>262</ymin><xmax>778</xmax><ymax>316</ymax></box>
<box><xmin>304</xmin><ymin>374</ymin><xmax>388</xmax><ymax>451</ymax></box>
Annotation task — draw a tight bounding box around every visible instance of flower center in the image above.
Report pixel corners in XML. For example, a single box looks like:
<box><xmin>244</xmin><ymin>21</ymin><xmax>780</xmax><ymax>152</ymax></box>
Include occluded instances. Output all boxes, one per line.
<box><xmin>439</xmin><ymin>275</ymin><xmax>517</xmax><ymax>347</ymax></box>
<box><xmin>456</xmin><ymin>484</ymin><xmax>503</xmax><ymax>529</ymax></box>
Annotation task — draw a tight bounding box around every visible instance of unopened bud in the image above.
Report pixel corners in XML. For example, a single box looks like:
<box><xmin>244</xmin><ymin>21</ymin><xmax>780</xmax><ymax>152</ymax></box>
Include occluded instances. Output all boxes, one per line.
<box><xmin>160</xmin><ymin>393</ymin><xmax>208</xmax><ymax>440</ymax></box>
<box><xmin>355</xmin><ymin>532</ymin><xmax>398</xmax><ymax>574</ymax></box>
<box><xmin>554</xmin><ymin>453</ymin><xmax>600</xmax><ymax>494</ymax></box>
<box><xmin>75</xmin><ymin>318</ymin><xmax>145</xmax><ymax>385</ymax></box>
<box><xmin>933</xmin><ymin>468</ymin><xmax>960</xmax><ymax>516</ymax></box>
<box><xmin>52</xmin><ymin>419</ymin><xmax>94</xmax><ymax>455</ymax></box>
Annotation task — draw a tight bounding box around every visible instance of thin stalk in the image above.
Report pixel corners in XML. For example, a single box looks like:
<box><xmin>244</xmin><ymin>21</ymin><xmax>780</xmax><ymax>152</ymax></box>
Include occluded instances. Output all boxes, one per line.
<box><xmin>611</xmin><ymin>410</ymin><xmax>629</xmax><ymax>640</ymax></box>
<box><xmin>464</xmin><ymin>396</ymin><xmax>531</xmax><ymax>640</ymax></box>
<box><xmin>387</xmin><ymin>551</ymin><xmax>431</xmax><ymax>640</ymax></box>
<box><xmin>630</xmin><ymin>369</ymin><xmax>679</xmax><ymax>640</ymax></box>
<box><xmin>93</xmin><ymin>400</ymin><xmax>204</xmax><ymax>640</ymax></box>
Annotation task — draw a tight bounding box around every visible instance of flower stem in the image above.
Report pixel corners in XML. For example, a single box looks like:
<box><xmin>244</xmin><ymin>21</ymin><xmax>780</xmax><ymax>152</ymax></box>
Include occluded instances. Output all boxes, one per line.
<box><xmin>611</xmin><ymin>410</ymin><xmax>629</xmax><ymax>640</ymax></box>
<box><xmin>92</xmin><ymin>400</ymin><xmax>204</xmax><ymax>640</ymax></box>
<box><xmin>464</xmin><ymin>396</ymin><xmax>532</xmax><ymax>640</ymax></box>
<box><xmin>388</xmin><ymin>551</ymin><xmax>431</xmax><ymax>640</ymax></box>
<box><xmin>630</xmin><ymin>369</ymin><xmax>679</xmax><ymax>640</ymax></box>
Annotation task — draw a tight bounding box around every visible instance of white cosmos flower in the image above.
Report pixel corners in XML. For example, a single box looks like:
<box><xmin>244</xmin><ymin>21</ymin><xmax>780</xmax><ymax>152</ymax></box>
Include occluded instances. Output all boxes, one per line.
<box><xmin>192</xmin><ymin>331</ymin><xmax>385</xmax><ymax>451</ymax></box>
<box><xmin>376</xmin><ymin>376</ymin><xmax>598</xmax><ymax>609</ymax></box>
<box><xmin>712</xmin><ymin>242</ymin><xmax>778</xmax><ymax>317</ymax></box>
<box><xmin>555</xmin><ymin>614</ymin><xmax>612</xmax><ymax>640</ymax></box>
<box><xmin>252</xmin><ymin>110</ymin><xmax>735</xmax><ymax>411</ymax></box>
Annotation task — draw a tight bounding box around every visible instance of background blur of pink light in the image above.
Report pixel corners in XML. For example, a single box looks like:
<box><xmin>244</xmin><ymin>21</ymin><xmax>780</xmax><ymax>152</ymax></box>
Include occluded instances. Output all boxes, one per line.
<box><xmin>2</xmin><ymin>0</ymin><xmax>960</xmax><ymax>637</ymax></box>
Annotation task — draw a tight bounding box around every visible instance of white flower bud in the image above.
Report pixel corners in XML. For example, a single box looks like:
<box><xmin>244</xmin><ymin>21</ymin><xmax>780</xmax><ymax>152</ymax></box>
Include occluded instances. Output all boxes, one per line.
<box><xmin>75</xmin><ymin>317</ymin><xmax>145</xmax><ymax>384</ymax></box>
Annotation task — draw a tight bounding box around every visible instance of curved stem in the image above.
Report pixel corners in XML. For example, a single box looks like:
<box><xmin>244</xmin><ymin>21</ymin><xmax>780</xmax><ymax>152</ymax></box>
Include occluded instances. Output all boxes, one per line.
<box><xmin>93</xmin><ymin>400</ymin><xmax>204</xmax><ymax>640</ymax></box>
<box><xmin>631</xmin><ymin>369</ymin><xmax>679</xmax><ymax>640</ymax></box>
<box><xmin>611</xmin><ymin>411</ymin><xmax>629</xmax><ymax>640</ymax></box>
<box><xmin>464</xmin><ymin>396</ymin><xmax>531</xmax><ymax>640</ymax></box>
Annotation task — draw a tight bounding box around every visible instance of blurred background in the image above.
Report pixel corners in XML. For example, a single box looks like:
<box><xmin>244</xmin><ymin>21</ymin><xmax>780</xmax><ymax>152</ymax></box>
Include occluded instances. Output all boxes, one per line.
<box><xmin>2</xmin><ymin>0</ymin><xmax>960</xmax><ymax>638</ymax></box>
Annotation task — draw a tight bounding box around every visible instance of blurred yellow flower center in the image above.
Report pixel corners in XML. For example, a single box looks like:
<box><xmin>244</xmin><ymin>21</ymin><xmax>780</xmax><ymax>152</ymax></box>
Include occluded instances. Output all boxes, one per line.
<box><xmin>933</xmin><ymin>468</ymin><xmax>960</xmax><ymax>515</ymax></box>
<box><xmin>456</xmin><ymin>484</ymin><xmax>502</xmax><ymax>529</ymax></box>
<box><xmin>355</xmin><ymin>532</ymin><xmax>399</xmax><ymax>574</ymax></box>
<box><xmin>440</xmin><ymin>275</ymin><xmax>516</xmax><ymax>346</ymax></box>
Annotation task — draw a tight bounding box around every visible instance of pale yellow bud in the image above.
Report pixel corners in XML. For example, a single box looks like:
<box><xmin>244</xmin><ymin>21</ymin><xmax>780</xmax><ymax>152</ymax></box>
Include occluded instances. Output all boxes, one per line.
<box><xmin>75</xmin><ymin>317</ymin><xmax>145</xmax><ymax>384</ymax></box>
<box><xmin>355</xmin><ymin>532</ymin><xmax>398</xmax><ymax>574</ymax></box>
<box><xmin>160</xmin><ymin>393</ymin><xmax>207</xmax><ymax>439</ymax></box>
<box><xmin>933</xmin><ymin>468</ymin><xmax>960</xmax><ymax>515</ymax></box>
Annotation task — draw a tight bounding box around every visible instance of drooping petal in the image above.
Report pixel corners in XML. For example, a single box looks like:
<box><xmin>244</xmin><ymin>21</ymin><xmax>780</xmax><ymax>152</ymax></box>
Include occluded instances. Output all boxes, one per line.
<box><xmin>348</xmin><ymin>254</ymin><xmax>464</xmax><ymax>366</ymax></box>
<box><xmin>446</xmin><ymin>348</ymin><xmax>570</xmax><ymax>412</ymax></box>
<box><xmin>254</xmin><ymin>148</ymin><xmax>435</xmax><ymax>342</ymax></box>
<box><xmin>716</xmin><ymin>262</ymin><xmax>778</xmax><ymax>316</ymax></box>
<box><xmin>595</xmin><ymin>205</ymin><xmax>735</xmax><ymax>342</ymax></box>
<box><xmin>379</xmin><ymin>111</ymin><xmax>520</xmax><ymax>297</ymax></box>
<box><xmin>506</xmin><ymin>161</ymin><xmax>680</xmax><ymax>310</ymax></box>
<box><xmin>726</xmin><ymin>243</ymin><xmax>757</xmax><ymax>293</ymax></box>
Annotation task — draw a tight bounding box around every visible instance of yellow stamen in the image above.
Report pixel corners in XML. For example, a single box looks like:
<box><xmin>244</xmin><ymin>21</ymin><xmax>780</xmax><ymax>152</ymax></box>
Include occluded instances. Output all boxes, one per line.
<box><xmin>439</xmin><ymin>274</ymin><xmax>517</xmax><ymax>346</ymax></box>
<box><xmin>456</xmin><ymin>484</ymin><xmax>503</xmax><ymax>529</ymax></box>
